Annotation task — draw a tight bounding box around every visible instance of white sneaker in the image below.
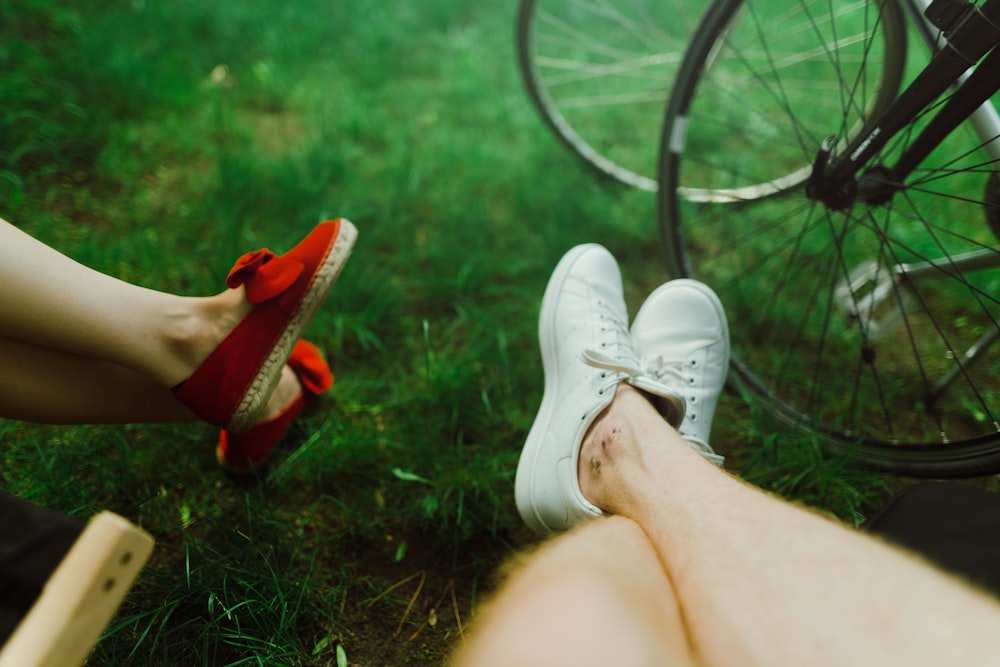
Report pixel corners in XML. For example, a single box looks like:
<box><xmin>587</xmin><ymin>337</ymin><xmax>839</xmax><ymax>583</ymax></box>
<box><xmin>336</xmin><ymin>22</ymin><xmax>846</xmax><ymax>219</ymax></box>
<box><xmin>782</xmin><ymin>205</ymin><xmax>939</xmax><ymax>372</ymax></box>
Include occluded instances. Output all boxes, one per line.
<box><xmin>631</xmin><ymin>279</ymin><xmax>730</xmax><ymax>466</ymax></box>
<box><xmin>515</xmin><ymin>244</ymin><xmax>685</xmax><ymax>534</ymax></box>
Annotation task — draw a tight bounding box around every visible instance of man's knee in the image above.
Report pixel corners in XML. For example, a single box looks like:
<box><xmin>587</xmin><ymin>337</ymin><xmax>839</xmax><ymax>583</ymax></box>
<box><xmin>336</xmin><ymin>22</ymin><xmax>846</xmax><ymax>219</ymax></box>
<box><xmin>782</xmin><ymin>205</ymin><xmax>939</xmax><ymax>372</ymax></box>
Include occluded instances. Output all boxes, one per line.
<box><xmin>454</xmin><ymin>561</ymin><xmax>687</xmax><ymax>667</ymax></box>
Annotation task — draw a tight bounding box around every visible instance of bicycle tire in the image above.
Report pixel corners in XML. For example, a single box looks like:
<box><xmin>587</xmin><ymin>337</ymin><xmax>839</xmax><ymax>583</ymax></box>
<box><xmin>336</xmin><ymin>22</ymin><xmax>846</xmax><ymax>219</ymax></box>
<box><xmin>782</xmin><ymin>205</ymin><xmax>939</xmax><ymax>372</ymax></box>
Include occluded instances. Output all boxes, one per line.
<box><xmin>516</xmin><ymin>0</ymin><xmax>706</xmax><ymax>191</ymax></box>
<box><xmin>657</xmin><ymin>0</ymin><xmax>1000</xmax><ymax>476</ymax></box>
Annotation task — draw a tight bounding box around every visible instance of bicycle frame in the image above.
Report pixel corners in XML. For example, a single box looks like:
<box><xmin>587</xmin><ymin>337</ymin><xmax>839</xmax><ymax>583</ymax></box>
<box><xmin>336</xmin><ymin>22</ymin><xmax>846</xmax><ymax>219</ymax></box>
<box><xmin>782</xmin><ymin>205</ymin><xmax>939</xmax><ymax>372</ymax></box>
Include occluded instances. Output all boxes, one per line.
<box><xmin>821</xmin><ymin>0</ymin><xmax>1000</xmax><ymax>400</ymax></box>
<box><xmin>809</xmin><ymin>0</ymin><xmax>1000</xmax><ymax>206</ymax></box>
<box><xmin>909</xmin><ymin>0</ymin><xmax>1000</xmax><ymax>162</ymax></box>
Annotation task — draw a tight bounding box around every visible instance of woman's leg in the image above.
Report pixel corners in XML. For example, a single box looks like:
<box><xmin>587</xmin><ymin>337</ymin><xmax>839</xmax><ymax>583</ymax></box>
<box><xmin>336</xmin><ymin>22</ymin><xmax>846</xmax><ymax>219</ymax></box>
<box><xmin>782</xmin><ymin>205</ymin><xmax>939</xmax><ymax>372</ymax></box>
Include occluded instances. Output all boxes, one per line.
<box><xmin>0</xmin><ymin>334</ymin><xmax>301</xmax><ymax>424</ymax></box>
<box><xmin>0</xmin><ymin>218</ymin><xmax>251</xmax><ymax>389</ymax></box>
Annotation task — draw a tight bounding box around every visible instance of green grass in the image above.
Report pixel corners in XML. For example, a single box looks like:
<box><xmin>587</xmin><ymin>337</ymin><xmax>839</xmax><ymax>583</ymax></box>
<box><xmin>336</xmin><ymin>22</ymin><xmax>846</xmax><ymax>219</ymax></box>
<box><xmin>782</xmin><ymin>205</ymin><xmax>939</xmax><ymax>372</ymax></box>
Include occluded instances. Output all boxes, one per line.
<box><xmin>0</xmin><ymin>1</ymin><xmax>904</xmax><ymax>664</ymax></box>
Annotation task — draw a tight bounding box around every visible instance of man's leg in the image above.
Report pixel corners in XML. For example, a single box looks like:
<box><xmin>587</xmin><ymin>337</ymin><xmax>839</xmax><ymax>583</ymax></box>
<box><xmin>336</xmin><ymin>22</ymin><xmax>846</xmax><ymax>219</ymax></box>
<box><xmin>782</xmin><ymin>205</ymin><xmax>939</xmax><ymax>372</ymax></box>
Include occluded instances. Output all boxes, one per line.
<box><xmin>459</xmin><ymin>381</ymin><xmax>1000</xmax><ymax>667</ymax></box>
<box><xmin>579</xmin><ymin>383</ymin><xmax>1000</xmax><ymax>667</ymax></box>
<box><xmin>460</xmin><ymin>250</ymin><xmax>717</xmax><ymax>666</ymax></box>
<box><xmin>460</xmin><ymin>244</ymin><xmax>1000</xmax><ymax>666</ymax></box>
<box><xmin>452</xmin><ymin>515</ymin><xmax>694</xmax><ymax>667</ymax></box>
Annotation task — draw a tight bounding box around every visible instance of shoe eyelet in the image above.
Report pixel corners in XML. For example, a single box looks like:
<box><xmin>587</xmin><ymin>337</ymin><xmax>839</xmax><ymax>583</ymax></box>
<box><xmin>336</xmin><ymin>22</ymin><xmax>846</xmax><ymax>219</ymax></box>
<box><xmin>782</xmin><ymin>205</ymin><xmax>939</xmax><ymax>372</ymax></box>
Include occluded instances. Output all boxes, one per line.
<box><xmin>688</xmin><ymin>377</ymin><xmax>696</xmax><ymax>385</ymax></box>
<box><xmin>690</xmin><ymin>413</ymin><xmax>698</xmax><ymax>421</ymax></box>
<box><xmin>689</xmin><ymin>359</ymin><xmax>698</xmax><ymax>367</ymax></box>
<box><xmin>689</xmin><ymin>396</ymin><xmax>698</xmax><ymax>404</ymax></box>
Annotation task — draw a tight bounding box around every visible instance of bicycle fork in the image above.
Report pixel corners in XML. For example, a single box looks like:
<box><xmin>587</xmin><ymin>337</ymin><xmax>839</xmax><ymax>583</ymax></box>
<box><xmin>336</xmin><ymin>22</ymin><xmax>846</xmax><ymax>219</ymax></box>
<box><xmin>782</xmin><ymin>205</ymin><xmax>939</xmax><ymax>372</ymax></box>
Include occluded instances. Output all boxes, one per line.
<box><xmin>808</xmin><ymin>0</ymin><xmax>1000</xmax><ymax>208</ymax></box>
<box><xmin>812</xmin><ymin>0</ymin><xmax>1000</xmax><ymax>401</ymax></box>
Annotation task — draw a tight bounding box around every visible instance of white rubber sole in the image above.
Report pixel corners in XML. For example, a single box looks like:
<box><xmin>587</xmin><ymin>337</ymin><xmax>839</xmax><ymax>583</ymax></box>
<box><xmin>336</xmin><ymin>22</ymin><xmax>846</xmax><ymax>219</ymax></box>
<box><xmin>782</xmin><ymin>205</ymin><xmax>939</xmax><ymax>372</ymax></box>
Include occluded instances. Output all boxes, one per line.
<box><xmin>229</xmin><ymin>219</ymin><xmax>357</xmax><ymax>433</ymax></box>
<box><xmin>515</xmin><ymin>244</ymin><xmax>607</xmax><ymax>534</ymax></box>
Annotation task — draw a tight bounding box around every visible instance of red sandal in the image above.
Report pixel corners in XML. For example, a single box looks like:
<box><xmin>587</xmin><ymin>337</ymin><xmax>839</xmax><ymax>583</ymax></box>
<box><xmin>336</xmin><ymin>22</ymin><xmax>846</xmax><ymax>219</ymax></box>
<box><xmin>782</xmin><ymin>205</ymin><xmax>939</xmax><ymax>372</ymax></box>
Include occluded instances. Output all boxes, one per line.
<box><xmin>173</xmin><ymin>219</ymin><xmax>356</xmax><ymax>433</ymax></box>
<box><xmin>216</xmin><ymin>339</ymin><xmax>333</xmax><ymax>474</ymax></box>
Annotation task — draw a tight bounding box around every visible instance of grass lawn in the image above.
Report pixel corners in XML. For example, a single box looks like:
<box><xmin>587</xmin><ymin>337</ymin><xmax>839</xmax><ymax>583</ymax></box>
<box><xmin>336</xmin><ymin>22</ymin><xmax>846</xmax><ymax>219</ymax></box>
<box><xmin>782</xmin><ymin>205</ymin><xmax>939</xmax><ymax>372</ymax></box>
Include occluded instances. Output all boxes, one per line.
<box><xmin>1</xmin><ymin>1</ymin><xmax>906</xmax><ymax>664</ymax></box>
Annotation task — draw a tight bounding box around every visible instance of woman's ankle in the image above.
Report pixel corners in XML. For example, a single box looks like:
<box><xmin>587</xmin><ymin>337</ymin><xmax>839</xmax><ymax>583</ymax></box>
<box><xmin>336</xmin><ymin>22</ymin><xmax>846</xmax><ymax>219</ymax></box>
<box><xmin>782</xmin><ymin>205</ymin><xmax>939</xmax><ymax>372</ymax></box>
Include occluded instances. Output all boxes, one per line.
<box><xmin>161</xmin><ymin>290</ymin><xmax>252</xmax><ymax>388</ymax></box>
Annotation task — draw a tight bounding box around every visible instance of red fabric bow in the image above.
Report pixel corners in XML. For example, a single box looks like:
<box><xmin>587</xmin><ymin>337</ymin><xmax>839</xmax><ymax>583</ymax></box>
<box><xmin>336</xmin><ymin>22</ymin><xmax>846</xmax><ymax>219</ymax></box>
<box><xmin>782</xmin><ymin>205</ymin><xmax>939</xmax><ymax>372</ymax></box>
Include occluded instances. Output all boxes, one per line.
<box><xmin>226</xmin><ymin>249</ymin><xmax>305</xmax><ymax>304</ymax></box>
<box><xmin>288</xmin><ymin>339</ymin><xmax>334</xmax><ymax>394</ymax></box>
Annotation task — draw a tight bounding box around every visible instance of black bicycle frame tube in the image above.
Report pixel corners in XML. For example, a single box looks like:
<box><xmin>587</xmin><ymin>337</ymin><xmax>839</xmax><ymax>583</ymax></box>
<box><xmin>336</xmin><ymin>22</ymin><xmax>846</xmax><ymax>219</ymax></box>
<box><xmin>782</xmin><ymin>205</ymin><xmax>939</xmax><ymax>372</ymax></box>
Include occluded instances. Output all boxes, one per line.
<box><xmin>826</xmin><ymin>0</ymin><xmax>1000</xmax><ymax>184</ymax></box>
<box><xmin>892</xmin><ymin>43</ymin><xmax>1000</xmax><ymax>179</ymax></box>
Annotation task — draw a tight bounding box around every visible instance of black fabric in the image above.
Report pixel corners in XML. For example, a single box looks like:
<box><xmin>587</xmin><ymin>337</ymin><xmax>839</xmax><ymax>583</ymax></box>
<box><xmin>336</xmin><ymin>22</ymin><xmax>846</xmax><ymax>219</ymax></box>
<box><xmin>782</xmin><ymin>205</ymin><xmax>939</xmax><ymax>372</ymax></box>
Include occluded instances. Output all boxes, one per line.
<box><xmin>0</xmin><ymin>493</ymin><xmax>85</xmax><ymax>645</ymax></box>
<box><xmin>863</xmin><ymin>481</ymin><xmax>1000</xmax><ymax>598</ymax></box>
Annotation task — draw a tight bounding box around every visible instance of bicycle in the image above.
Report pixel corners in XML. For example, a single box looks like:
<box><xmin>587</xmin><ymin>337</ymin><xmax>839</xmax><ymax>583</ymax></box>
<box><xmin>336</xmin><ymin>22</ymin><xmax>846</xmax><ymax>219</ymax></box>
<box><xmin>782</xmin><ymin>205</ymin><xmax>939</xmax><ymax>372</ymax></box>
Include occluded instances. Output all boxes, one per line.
<box><xmin>657</xmin><ymin>0</ymin><xmax>1000</xmax><ymax>475</ymax></box>
<box><xmin>517</xmin><ymin>0</ymin><xmax>708</xmax><ymax>191</ymax></box>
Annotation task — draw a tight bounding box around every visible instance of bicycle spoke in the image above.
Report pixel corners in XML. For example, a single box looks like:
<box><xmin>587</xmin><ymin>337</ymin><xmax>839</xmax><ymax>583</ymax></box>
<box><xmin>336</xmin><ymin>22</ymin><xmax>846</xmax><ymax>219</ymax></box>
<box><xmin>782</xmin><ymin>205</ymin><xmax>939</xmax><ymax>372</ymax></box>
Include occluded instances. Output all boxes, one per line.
<box><xmin>660</xmin><ymin>0</ymin><xmax>1000</xmax><ymax>469</ymax></box>
<box><xmin>520</xmin><ymin>0</ymin><xmax>702</xmax><ymax>190</ymax></box>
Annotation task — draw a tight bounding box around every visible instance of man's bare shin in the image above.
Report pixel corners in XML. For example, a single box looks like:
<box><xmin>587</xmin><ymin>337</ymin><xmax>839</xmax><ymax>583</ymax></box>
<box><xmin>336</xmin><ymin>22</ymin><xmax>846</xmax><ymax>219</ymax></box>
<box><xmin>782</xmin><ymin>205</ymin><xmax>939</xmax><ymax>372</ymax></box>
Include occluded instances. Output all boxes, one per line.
<box><xmin>579</xmin><ymin>386</ymin><xmax>1000</xmax><ymax>667</ymax></box>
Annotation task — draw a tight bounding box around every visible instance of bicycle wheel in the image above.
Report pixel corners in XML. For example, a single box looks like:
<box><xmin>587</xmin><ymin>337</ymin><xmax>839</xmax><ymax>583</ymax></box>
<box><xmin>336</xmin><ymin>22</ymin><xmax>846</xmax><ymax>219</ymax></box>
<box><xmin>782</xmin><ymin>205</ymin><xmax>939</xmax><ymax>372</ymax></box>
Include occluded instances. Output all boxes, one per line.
<box><xmin>660</xmin><ymin>0</ymin><xmax>1000</xmax><ymax>475</ymax></box>
<box><xmin>517</xmin><ymin>0</ymin><xmax>706</xmax><ymax>191</ymax></box>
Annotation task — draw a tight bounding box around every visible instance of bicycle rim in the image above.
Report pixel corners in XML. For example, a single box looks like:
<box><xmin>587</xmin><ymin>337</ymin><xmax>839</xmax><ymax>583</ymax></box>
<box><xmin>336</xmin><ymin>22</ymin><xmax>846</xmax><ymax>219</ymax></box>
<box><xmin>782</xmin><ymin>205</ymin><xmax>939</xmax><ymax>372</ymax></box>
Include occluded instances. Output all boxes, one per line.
<box><xmin>517</xmin><ymin>0</ymin><xmax>706</xmax><ymax>191</ymax></box>
<box><xmin>659</xmin><ymin>0</ymin><xmax>1000</xmax><ymax>475</ymax></box>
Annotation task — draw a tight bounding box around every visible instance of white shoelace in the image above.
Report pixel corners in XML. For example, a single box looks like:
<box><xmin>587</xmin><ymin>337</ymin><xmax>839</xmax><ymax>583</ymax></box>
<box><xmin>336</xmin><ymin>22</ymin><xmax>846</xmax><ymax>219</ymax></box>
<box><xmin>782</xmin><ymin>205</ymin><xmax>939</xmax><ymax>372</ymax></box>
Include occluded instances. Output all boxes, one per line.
<box><xmin>638</xmin><ymin>354</ymin><xmax>696</xmax><ymax>396</ymax></box>
<box><xmin>584</xmin><ymin>346</ymin><xmax>721</xmax><ymax>464</ymax></box>
<box><xmin>580</xmin><ymin>348</ymin><xmax>642</xmax><ymax>398</ymax></box>
<box><xmin>578</xmin><ymin>304</ymin><xmax>689</xmax><ymax>433</ymax></box>
<box><xmin>579</xmin><ymin>299</ymin><xmax>639</xmax><ymax>393</ymax></box>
